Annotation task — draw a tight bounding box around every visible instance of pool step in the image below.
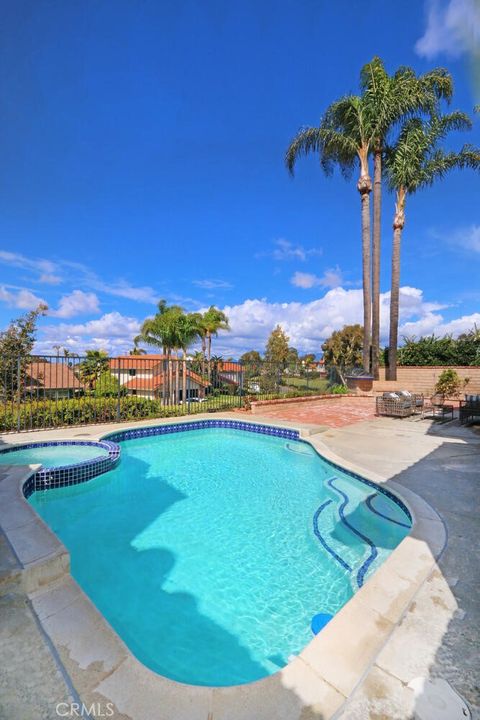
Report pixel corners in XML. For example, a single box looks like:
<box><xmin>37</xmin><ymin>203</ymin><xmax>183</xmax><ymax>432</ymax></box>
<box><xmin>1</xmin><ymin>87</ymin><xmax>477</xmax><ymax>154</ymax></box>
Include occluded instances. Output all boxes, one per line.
<box><xmin>313</xmin><ymin>476</ymin><xmax>378</xmax><ymax>588</ymax></box>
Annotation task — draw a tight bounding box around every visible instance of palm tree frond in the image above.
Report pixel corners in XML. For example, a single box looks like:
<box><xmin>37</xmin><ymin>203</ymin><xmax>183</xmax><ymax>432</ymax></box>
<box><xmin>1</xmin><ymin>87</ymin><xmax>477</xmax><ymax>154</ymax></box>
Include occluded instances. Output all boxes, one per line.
<box><xmin>285</xmin><ymin>126</ymin><xmax>323</xmax><ymax>175</ymax></box>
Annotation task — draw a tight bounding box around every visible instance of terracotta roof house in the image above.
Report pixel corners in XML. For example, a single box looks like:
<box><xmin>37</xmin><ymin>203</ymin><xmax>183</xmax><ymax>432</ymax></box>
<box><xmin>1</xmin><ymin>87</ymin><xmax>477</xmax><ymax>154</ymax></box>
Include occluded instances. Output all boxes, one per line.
<box><xmin>25</xmin><ymin>362</ymin><xmax>85</xmax><ymax>399</ymax></box>
<box><xmin>110</xmin><ymin>355</ymin><xmax>209</xmax><ymax>401</ymax></box>
<box><xmin>217</xmin><ymin>361</ymin><xmax>244</xmax><ymax>386</ymax></box>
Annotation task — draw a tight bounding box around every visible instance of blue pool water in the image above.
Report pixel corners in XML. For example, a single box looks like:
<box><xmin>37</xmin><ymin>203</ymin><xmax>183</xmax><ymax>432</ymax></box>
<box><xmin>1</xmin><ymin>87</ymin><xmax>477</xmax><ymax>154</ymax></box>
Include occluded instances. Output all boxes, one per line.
<box><xmin>29</xmin><ymin>427</ymin><xmax>410</xmax><ymax>686</ymax></box>
<box><xmin>0</xmin><ymin>443</ymin><xmax>109</xmax><ymax>467</ymax></box>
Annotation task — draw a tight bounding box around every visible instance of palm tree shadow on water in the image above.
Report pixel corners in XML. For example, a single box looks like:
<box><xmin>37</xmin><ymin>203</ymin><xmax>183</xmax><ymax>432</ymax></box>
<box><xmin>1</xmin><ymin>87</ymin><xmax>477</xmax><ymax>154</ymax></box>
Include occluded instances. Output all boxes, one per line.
<box><xmin>68</xmin><ymin>454</ymin><xmax>269</xmax><ymax>687</ymax></box>
<box><xmin>30</xmin><ymin>454</ymin><xmax>329</xmax><ymax>716</ymax></box>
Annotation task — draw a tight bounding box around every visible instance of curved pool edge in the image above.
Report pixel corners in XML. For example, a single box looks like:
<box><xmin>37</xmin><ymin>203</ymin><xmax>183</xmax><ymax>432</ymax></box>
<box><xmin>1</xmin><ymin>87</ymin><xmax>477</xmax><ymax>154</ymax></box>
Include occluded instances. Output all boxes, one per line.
<box><xmin>0</xmin><ymin>415</ymin><xmax>447</xmax><ymax>719</ymax></box>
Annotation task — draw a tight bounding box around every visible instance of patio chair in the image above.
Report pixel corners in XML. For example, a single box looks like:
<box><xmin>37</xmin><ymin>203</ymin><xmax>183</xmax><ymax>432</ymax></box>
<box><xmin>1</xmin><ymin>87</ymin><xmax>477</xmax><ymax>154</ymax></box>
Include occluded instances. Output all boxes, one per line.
<box><xmin>397</xmin><ymin>390</ymin><xmax>424</xmax><ymax>414</ymax></box>
<box><xmin>422</xmin><ymin>393</ymin><xmax>454</xmax><ymax>422</ymax></box>
<box><xmin>376</xmin><ymin>392</ymin><xmax>414</xmax><ymax>418</ymax></box>
<box><xmin>459</xmin><ymin>394</ymin><xmax>480</xmax><ymax>425</ymax></box>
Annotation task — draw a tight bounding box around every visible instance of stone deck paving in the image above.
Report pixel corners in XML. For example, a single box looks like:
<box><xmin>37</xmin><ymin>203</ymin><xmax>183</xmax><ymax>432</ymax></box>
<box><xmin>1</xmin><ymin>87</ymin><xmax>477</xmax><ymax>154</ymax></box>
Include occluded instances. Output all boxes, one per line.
<box><xmin>252</xmin><ymin>396</ymin><xmax>377</xmax><ymax>427</ymax></box>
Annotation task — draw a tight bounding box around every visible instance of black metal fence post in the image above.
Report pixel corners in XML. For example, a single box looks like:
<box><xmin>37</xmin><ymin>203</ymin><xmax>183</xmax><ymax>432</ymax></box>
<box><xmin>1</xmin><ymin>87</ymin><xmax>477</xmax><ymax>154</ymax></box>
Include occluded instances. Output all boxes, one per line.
<box><xmin>239</xmin><ymin>362</ymin><xmax>244</xmax><ymax>407</ymax></box>
<box><xmin>16</xmin><ymin>356</ymin><xmax>21</xmax><ymax>433</ymax></box>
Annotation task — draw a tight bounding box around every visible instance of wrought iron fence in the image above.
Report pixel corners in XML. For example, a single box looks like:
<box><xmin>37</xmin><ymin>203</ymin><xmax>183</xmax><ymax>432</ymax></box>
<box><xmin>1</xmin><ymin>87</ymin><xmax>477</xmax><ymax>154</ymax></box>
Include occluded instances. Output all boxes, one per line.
<box><xmin>0</xmin><ymin>354</ymin><xmax>329</xmax><ymax>433</ymax></box>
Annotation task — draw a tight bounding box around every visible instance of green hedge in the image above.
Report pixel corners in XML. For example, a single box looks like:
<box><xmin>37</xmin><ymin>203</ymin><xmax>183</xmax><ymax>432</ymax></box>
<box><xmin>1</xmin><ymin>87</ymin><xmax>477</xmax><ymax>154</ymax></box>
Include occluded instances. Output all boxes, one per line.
<box><xmin>1</xmin><ymin>389</ymin><xmax>328</xmax><ymax>432</ymax></box>
<box><xmin>0</xmin><ymin>395</ymin><xmax>241</xmax><ymax>432</ymax></box>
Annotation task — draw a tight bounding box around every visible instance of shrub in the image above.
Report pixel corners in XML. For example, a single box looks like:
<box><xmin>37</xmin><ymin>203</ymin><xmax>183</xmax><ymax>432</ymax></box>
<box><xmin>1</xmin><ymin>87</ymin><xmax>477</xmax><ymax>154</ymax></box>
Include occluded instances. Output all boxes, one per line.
<box><xmin>330</xmin><ymin>384</ymin><xmax>348</xmax><ymax>394</ymax></box>
<box><xmin>434</xmin><ymin>369</ymin><xmax>466</xmax><ymax>398</ymax></box>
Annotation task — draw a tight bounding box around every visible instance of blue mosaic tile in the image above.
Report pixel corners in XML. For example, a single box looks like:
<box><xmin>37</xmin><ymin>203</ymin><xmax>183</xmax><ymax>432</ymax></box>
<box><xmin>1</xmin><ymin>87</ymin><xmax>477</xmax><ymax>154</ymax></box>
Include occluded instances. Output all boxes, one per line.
<box><xmin>19</xmin><ymin>440</ymin><xmax>121</xmax><ymax>499</ymax></box>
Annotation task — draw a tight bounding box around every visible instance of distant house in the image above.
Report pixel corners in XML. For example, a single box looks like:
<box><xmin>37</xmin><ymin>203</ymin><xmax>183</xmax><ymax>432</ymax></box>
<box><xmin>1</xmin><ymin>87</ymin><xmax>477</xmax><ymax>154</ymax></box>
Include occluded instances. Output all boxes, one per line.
<box><xmin>109</xmin><ymin>355</ymin><xmax>209</xmax><ymax>401</ymax></box>
<box><xmin>311</xmin><ymin>359</ymin><xmax>326</xmax><ymax>375</ymax></box>
<box><xmin>217</xmin><ymin>361</ymin><xmax>244</xmax><ymax>387</ymax></box>
<box><xmin>25</xmin><ymin>362</ymin><xmax>85</xmax><ymax>400</ymax></box>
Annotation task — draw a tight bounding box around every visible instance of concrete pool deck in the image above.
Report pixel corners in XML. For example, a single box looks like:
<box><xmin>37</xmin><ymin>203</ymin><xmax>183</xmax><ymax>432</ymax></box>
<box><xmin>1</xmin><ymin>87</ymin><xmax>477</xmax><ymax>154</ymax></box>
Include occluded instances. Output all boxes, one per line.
<box><xmin>0</xmin><ymin>410</ymin><xmax>478</xmax><ymax>719</ymax></box>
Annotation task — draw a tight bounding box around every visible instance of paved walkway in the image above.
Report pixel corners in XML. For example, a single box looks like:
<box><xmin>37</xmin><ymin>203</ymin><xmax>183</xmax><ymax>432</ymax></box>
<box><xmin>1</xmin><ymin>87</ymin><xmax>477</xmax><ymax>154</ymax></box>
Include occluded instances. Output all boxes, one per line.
<box><xmin>319</xmin><ymin>416</ymin><xmax>480</xmax><ymax>719</ymax></box>
<box><xmin>253</xmin><ymin>396</ymin><xmax>377</xmax><ymax>427</ymax></box>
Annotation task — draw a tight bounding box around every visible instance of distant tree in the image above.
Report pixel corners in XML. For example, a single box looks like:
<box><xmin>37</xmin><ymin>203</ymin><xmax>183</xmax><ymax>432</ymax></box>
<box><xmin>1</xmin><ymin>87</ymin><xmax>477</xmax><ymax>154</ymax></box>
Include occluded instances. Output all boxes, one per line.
<box><xmin>322</xmin><ymin>325</ymin><xmax>363</xmax><ymax>384</ymax></box>
<box><xmin>175</xmin><ymin>312</ymin><xmax>203</xmax><ymax>402</ymax></box>
<box><xmin>0</xmin><ymin>304</ymin><xmax>48</xmax><ymax>400</ymax></box>
<box><xmin>94</xmin><ymin>370</ymin><xmax>123</xmax><ymax>397</ymax></box>
<box><xmin>286</xmin><ymin>346</ymin><xmax>299</xmax><ymax>370</ymax></box>
<box><xmin>200</xmin><ymin>307</ymin><xmax>230</xmax><ymax>379</ymax></box>
<box><xmin>264</xmin><ymin>326</ymin><xmax>290</xmax><ymax>368</ymax></box>
<box><xmin>78</xmin><ymin>350</ymin><xmax>109</xmax><ymax>392</ymax></box>
<box><xmin>240</xmin><ymin>350</ymin><xmax>262</xmax><ymax>375</ymax></box>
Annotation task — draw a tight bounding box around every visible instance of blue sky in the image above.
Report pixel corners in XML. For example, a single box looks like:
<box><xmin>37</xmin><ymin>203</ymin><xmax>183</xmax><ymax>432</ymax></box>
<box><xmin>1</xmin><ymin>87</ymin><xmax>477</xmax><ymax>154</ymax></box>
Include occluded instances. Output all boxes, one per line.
<box><xmin>0</xmin><ymin>0</ymin><xmax>479</xmax><ymax>356</ymax></box>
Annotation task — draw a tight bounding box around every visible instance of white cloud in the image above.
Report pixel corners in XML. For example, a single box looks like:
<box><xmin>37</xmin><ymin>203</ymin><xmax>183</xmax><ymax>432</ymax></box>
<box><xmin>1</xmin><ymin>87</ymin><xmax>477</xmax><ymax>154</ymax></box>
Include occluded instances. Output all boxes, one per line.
<box><xmin>28</xmin><ymin>285</ymin><xmax>478</xmax><ymax>358</ymax></box>
<box><xmin>49</xmin><ymin>290</ymin><xmax>100</xmax><ymax>319</ymax></box>
<box><xmin>449</xmin><ymin>224</ymin><xmax>480</xmax><ymax>253</ymax></box>
<box><xmin>37</xmin><ymin>312</ymin><xmax>141</xmax><ymax>355</ymax></box>
<box><xmin>415</xmin><ymin>0</ymin><xmax>480</xmax><ymax>58</ymax></box>
<box><xmin>0</xmin><ymin>285</ymin><xmax>47</xmax><ymax>310</ymax></box>
<box><xmin>0</xmin><ymin>249</ymin><xmax>160</xmax><ymax>303</ymax></box>
<box><xmin>39</xmin><ymin>273</ymin><xmax>62</xmax><ymax>285</ymax></box>
<box><xmin>207</xmin><ymin>285</ymin><xmax>472</xmax><ymax>355</ymax></box>
<box><xmin>193</xmin><ymin>279</ymin><xmax>233</xmax><ymax>290</ymax></box>
<box><xmin>258</xmin><ymin>239</ymin><xmax>323</xmax><ymax>262</ymax></box>
<box><xmin>0</xmin><ymin>250</ymin><xmax>58</xmax><ymax>282</ymax></box>
<box><xmin>291</xmin><ymin>267</ymin><xmax>343</xmax><ymax>289</ymax></box>
<box><xmin>92</xmin><ymin>279</ymin><xmax>158</xmax><ymax>304</ymax></box>
<box><xmin>43</xmin><ymin>311</ymin><xmax>140</xmax><ymax>339</ymax></box>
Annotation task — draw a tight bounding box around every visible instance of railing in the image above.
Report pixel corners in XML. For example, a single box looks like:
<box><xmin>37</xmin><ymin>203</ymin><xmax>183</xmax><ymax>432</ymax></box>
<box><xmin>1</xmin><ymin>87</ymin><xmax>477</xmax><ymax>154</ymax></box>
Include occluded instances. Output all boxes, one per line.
<box><xmin>0</xmin><ymin>355</ymin><xmax>328</xmax><ymax>433</ymax></box>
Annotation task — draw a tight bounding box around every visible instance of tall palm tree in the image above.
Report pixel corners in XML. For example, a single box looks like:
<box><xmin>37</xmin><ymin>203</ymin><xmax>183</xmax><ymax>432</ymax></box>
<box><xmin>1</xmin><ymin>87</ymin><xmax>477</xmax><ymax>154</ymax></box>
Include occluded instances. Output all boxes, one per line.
<box><xmin>360</xmin><ymin>58</ymin><xmax>453</xmax><ymax>378</ymax></box>
<box><xmin>286</xmin><ymin>94</ymin><xmax>373</xmax><ymax>371</ymax></box>
<box><xmin>175</xmin><ymin>312</ymin><xmax>202</xmax><ymax>404</ymax></box>
<box><xmin>384</xmin><ymin>111</ymin><xmax>480</xmax><ymax>380</ymax></box>
<box><xmin>200</xmin><ymin>307</ymin><xmax>230</xmax><ymax>379</ymax></box>
<box><xmin>134</xmin><ymin>300</ymin><xmax>182</xmax><ymax>404</ymax></box>
<box><xmin>286</xmin><ymin>58</ymin><xmax>453</xmax><ymax>374</ymax></box>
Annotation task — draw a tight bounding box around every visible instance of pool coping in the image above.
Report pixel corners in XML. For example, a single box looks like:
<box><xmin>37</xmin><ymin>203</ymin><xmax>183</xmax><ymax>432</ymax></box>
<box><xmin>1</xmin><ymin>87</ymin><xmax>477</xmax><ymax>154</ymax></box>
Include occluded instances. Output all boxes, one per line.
<box><xmin>0</xmin><ymin>414</ymin><xmax>447</xmax><ymax>719</ymax></box>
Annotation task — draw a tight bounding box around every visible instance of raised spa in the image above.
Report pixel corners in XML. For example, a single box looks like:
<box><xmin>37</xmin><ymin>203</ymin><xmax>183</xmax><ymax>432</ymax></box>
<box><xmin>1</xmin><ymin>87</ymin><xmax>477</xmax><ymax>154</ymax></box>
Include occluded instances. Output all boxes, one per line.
<box><xmin>28</xmin><ymin>421</ymin><xmax>411</xmax><ymax>686</ymax></box>
<box><xmin>0</xmin><ymin>440</ymin><xmax>110</xmax><ymax>467</ymax></box>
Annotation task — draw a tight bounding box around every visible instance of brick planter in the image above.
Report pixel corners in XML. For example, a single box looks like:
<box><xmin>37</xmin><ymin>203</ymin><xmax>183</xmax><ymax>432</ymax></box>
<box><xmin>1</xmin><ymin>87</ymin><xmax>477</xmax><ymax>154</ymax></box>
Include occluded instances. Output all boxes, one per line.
<box><xmin>250</xmin><ymin>393</ymin><xmax>357</xmax><ymax>413</ymax></box>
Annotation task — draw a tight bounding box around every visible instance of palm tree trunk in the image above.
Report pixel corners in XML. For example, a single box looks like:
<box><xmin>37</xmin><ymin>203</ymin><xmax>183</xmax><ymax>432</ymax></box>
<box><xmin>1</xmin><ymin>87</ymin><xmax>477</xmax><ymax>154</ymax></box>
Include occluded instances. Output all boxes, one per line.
<box><xmin>358</xmin><ymin>171</ymin><xmax>372</xmax><ymax>373</ymax></box>
<box><xmin>207</xmin><ymin>333</ymin><xmax>212</xmax><ymax>381</ymax></box>
<box><xmin>182</xmin><ymin>350</ymin><xmax>187</xmax><ymax>407</ymax></box>
<box><xmin>387</xmin><ymin>189</ymin><xmax>406</xmax><ymax>381</ymax></box>
<box><xmin>168</xmin><ymin>352</ymin><xmax>173</xmax><ymax>405</ymax></box>
<box><xmin>201</xmin><ymin>336</ymin><xmax>206</xmax><ymax>378</ymax></box>
<box><xmin>174</xmin><ymin>352</ymin><xmax>180</xmax><ymax>404</ymax></box>
<box><xmin>162</xmin><ymin>347</ymin><xmax>168</xmax><ymax>406</ymax></box>
<box><xmin>371</xmin><ymin>149</ymin><xmax>382</xmax><ymax>380</ymax></box>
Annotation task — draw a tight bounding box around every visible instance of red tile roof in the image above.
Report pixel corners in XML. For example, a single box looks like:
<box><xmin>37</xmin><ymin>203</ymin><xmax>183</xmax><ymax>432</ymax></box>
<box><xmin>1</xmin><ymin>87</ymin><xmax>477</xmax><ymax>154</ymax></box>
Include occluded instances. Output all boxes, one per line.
<box><xmin>219</xmin><ymin>362</ymin><xmax>243</xmax><ymax>372</ymax></box>
<box><xmin>109</xmin><ymin>355</ymin><xmax>167</xmax><ymax>370</ymax></box>
<box><xmin>124</xmin><ymin>369</ymin><xmax>209</xmax><ymax>390</ymax></box>
<box><xmin>25</xmin><ymin>362</ymin><xmax>85</xmax><ymax>390</ymax></box>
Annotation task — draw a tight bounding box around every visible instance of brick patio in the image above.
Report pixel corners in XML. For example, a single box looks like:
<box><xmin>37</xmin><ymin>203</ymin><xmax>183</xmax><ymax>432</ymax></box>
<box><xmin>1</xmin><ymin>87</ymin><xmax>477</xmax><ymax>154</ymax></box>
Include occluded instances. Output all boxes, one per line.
<box><xmin>251</xmin><ymin>396</ymin><xmax>377</xmax><ymax>427</ymax></box>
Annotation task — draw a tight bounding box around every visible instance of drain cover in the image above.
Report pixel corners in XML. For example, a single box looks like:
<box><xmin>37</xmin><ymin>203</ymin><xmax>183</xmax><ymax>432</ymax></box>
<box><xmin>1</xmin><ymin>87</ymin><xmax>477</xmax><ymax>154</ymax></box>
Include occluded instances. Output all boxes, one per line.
<box><xmin>408</xmin><ymin>677</ymin><xmax>471</xmax><ymax>719</ymax></box>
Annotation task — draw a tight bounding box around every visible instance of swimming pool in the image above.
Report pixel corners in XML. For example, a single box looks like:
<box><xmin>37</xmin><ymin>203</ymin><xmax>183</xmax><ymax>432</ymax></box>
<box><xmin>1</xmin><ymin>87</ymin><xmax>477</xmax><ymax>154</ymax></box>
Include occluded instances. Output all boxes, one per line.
<box><xmin>28</xmin><ymin>422</ymin><xmax>411</xmax><ymax>686</ymax></box>
<box><xmin>0</xmin><ymin>441</ymin><xmax>110</xmax><ymax>467</ymax></box>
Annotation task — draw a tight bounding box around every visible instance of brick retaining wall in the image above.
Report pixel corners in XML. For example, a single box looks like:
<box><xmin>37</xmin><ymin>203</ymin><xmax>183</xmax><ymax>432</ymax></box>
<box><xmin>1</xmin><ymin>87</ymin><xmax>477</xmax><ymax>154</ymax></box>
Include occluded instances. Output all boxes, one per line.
<box><xmin>347</xmin><ymin>366</ymin><xmax>480</xmax><ymax>396</ymax></box>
